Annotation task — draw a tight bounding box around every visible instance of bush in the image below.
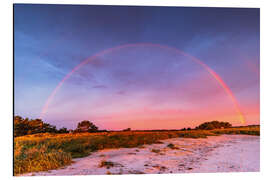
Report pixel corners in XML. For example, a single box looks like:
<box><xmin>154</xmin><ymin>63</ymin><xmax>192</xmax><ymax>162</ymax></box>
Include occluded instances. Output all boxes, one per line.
<box><xmin>74</xmin><ymin>120</ymin><xmax>98</xmax><ymax>133</ymax></box>
<box><xmin>196</xmin><ymin>121</ymin><xmax>232</xmax><ymax>130</ymax></box>
<box><xmin>123</xmin><ymin>128</ymin><xmax>131</xmax><ymax>131</ymax></box>
<box><xmin>167</xmin><ymin>143</ymin><xmax>179</xmax><ymax>149</ymax></box>
<box><xmin>99</xmin><ymin>161</ymin><xmax>116</xmax><ymax>169</ymax></box>
<box><xmin>151</xmin><ymin>149</ymin><xmax>161</xmax><ymax>153</ymax></box>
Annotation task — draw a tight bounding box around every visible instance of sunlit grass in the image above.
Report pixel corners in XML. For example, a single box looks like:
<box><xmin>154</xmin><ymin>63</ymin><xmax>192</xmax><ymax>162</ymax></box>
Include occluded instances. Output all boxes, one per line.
<box><xmin>14</xmin><ymin>126</ymin><xmax>259</xmax><ymax>175</ymax></box>
<box><xmin>210</xmin><ymin>126</ymin><xmax>260</xmax><ymax>136</ymax></box>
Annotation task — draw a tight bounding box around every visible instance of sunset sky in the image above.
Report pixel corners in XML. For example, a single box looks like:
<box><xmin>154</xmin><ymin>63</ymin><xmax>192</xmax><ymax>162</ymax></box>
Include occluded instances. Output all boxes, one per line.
<box><xmin>14</xmin><ymin>4</ymin><xmax>260</xmax><ymax>130</ymax></box>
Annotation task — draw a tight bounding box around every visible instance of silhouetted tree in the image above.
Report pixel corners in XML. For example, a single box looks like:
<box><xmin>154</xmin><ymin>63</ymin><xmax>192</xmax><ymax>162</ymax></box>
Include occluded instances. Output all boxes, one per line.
<box><xmin>196</xmin><ymin>121</ymin><xmax>232</xmax><ymax>130</ymax></box>
<box><xmin>58</xmin><ymin>127</ymin><xmax>68</xmax><ymax>134</ymax></box>
<box><xmin>14</xmin><ymin>116</ymin><xmax>66</xmax><ymax>137</ymax></box>
<box><xmin>123</xmin><ymin>128</ymin><xmax>131</xmax><ymax>131</ymax></box>
<box><xmin>14</xmin><ymin>116</ymin><xmax>28</xmax><ymax>137</ymax></box>
<box><xmin>75</xmin><ymin>120</ymin><xmax>98</xmax><ymax>133</ymax></box>
<box><xmin>43</xmin><ymin>123</ymin><xmax>57</xmax><ymax>133</ymax></box>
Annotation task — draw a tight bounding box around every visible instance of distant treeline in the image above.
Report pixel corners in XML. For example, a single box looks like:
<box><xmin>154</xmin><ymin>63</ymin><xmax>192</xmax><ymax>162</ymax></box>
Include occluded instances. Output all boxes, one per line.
<box><xmin>122</xmin><ymin>121</ymin><xmax>233</xmax><ymax>132</ymax></box>
<box><xmin>14</xmin><ymin>116</ymin><xmax>236</xmax><ymax>137</ymax></box>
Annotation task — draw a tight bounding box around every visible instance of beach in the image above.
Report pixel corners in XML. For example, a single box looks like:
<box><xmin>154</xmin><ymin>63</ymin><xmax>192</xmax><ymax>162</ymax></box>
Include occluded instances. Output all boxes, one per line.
<box><xmin>23</xmin><ymin>134</ymin><xmax>259</xmax><ymax>176</ymax></box>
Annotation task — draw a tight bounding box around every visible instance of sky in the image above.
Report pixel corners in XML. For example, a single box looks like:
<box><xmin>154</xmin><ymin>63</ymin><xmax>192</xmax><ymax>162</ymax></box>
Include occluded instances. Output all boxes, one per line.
<box><xmin>14</xmin><ymin>4</ymin><xmax>260</xmax><ymax>130</ymax></box>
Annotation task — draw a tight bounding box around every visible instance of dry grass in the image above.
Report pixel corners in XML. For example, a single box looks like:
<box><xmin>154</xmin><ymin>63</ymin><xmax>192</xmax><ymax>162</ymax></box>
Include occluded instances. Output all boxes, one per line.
<box><xmin>99</xmin><ymin>161</ymin><xmax>116</xmax><ymax>169</ymax></box>
<box><xmin>14</xmin><ymin>126</ymin><xmax>259</xmax><ymax>175</ymax></box>
<box><xmin>167</xmin><ymin>143</ymin><xmax>179</xmax><ymax>150</ymax></box>
<box><xmin>210</xmin><ymin>126</ymin><xmax>260</xmax><ymax>136</ymax></box>
<box><xmin>151</xmin><ymin>149</ymin><xmax>161</xmax><ymax>153</ymax></box>
<box><xmin>14</xmin><ymin>144</ymin><xmax>72</xmax><ymax>175</ymax></box>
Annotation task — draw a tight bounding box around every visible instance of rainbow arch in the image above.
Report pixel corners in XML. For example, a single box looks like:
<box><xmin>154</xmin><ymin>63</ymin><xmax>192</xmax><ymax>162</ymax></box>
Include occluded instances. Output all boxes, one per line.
<box><xmin>40</xmin><ymin>43</ymin><xmax>245</xmax><ymax>124</ymax></box>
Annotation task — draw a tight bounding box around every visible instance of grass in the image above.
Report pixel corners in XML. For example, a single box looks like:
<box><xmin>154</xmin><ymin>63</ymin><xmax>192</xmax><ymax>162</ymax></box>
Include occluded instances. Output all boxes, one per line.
<box><xmin>99</xmin><ymin>160</ymin><xmax>116</xmax><ymax>169</ymax></box>
<box><xmin>14</xmin><ymin>126</ymin><xmax>259</xmax><ymax>175</ymax></box>
<box><xmin>151</xmin><ymin>149</ymin><xmax>161</xmax><ymax>153</ymax></box>
<box><xmin>210</xmin><ymin>126</ymin><xmax>260</xmax><ymax>136</ymax></box>
<box><xmin>167</xmin><ymin>143</ymin><xmax>179</xmax><ymax>150</ymax></box>
<box><xmin>14</xmin><ymin>145</ymin><xmax>72</xmax><ymax>175</ymax></box>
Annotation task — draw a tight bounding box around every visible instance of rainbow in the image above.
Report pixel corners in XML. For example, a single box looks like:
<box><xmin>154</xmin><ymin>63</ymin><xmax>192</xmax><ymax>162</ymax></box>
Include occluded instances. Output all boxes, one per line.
<box><xmin>40</xmin><ymin>43</ymin><xmax>245</xmax><ymax>124</ymax></box>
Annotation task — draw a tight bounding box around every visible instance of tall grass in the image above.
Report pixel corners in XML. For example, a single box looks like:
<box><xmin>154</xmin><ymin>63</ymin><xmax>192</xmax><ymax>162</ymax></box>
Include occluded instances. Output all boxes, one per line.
<box><xmin>210</xmin><ymin>126</ymin><xmax>260</xmax><ymax>136</ymax></box>
<box><xmin>14</xmin><ymin>144</ymin><xmax>72</xmax><ymax>175</ymax></box>
<box><xmin>14</xmin><ymin>126</ymin><xmax>259</xmax><ymax>175</ymax></box>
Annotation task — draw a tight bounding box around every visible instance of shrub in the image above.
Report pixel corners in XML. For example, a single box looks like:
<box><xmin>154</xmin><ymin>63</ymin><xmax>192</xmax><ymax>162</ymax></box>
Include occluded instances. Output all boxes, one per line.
<box><xmin>75</xmin><ymin>120</ymin><xmax>98</xmax><ymax>133</ymax></box>
<box><xmin>123</xmin><ymin>128</ymin><xmax>131</xmax><ymax>131</ymax></box>
<box><xmin>99</xmin><ymin>160</ymin><xmax>115</xmax><ymax>169</ymax></box>
<box><xmin>99</xmin><ymin>160</ymin><xmax>123</xmax><ymax>169</ymax></box>
<box><xmin>196</xmin><ymin>121</ymin><xmax>232</xmax><ymax>130</ymax></box>
<box><xmin>167</xmin><ymin>143</ymin><xmax>179</xmax><ymax>149</ymax></box>
<box><xmin>151</xmin><ymin>149</ymin><xmax>161</xmax><ymax>153</ymax></box>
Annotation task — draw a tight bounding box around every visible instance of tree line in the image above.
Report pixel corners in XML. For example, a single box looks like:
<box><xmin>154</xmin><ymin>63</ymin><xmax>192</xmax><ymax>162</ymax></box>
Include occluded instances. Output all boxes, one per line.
<box><xmin>14</xmin><ymin>116</ymin><xmax>233</xmax><ymax>137</ymax></box>
<box><xmin>14</xmin><ymin>116</ymin><xmax>102</xmax><ymax>137</ymax></box>
<box><xmin>14</xmin><ymin>116</ymin><xmax>68</xmax><ymax>137</ymax></box>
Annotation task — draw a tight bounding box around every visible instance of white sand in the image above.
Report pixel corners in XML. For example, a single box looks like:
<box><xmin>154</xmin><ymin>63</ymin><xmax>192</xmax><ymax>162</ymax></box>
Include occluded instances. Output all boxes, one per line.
<box><xmin>23</xmin><ymin>135</ymin><xmax>259</xmax><ymax>176</ymax></box>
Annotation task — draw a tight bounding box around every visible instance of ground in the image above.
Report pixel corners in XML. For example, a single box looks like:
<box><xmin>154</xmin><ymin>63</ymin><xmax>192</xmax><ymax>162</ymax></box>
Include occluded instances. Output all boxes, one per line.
<box><xmin>22</xmin><ymin>135</ymin><xmax>259</xmax><ymax>176</ymax></box>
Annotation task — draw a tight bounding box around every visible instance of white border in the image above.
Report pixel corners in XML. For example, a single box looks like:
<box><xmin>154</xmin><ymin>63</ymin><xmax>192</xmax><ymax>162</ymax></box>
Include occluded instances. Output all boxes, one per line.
<box><xmin>1</xmin><ymin>0</ymin><xmax>270</xmax><ymax>180</ymax></box>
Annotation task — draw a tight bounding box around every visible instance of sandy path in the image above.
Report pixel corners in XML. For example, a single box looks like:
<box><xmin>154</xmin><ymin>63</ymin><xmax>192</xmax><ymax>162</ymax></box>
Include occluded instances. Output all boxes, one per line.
<box><xmin>23</xmin><ymin>135</ymin><xmax>259</xmax><ymax>176</ymax></box>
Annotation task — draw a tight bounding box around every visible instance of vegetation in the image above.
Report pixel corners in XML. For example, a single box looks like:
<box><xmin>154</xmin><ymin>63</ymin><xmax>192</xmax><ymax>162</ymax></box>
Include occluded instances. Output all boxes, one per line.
<box><xmin>74</xmin><ymin>120</ymin><xmax>99</xmax><ymax>133</ymax></box>
<box><xmin>14</xmin><ymin>117</ymin><xmax>101</xmax><ymax>137</ymax></box>
<box><xmin>14</xmin><ymin>146</ymin><xmax>72</xmax><ymax>175</ymax></box>
<box><xmin>14</xmin><ymin>116</ymin><xmax>69</xmax><ymax>137</ymax></box>
<box><xmin>13</xmin><ymin>118</ymin><xmax>260</xmax><ymax>176</ymax></box>
<box><xmin>99</xmin><ymin>161</ymin><xmax>116</xmax><ymax>169</ymax></box>
<box><xmin>195</xmin><ymin>121</ymin><xmax>232</xmax><ymax>130</ymax></box>
<box><xmin>123</xmin><ymin>128</ymin><xmax>131</xmax><ymax>131</ymax></box>
<box><xmin>167</xmin><ymin>143</ymin><xmax>179</xmax><ymax>149</ymax></box>
<box><xmin>151</xmin><ymin>149</ymin><xmax>161</xmax><ymax>153</ymax></box>
<box><xmin>211</xmin><ymin>126</ymin><xmax>260</xmax><ymax>136</ymax></box>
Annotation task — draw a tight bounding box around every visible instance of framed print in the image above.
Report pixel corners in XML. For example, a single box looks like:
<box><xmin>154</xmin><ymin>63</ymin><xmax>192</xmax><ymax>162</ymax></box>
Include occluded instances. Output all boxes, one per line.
<box><xmin>13</xmin><ymin>3</ymin><xmax>260</xmax><ymax>176</ymax></box>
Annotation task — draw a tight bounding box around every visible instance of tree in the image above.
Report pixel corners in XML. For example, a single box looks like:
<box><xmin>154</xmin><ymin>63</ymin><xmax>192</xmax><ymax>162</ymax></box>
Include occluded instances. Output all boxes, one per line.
<box><xmin>75</xmin><ymin>120</ymin><xmax>98</xmax><ymax>132</ymax></box>
<box><xmin>27</xmin><ymin>119</ymin><xmax>44</xmax><ymax>134</ymax></box>
<box><xmin>123</xmin><ymin>128</ymin><xmax>131</xmax><ymax>131</ymax></box>
<box><xmin>196</xmin><ymin>121</ymin><xmax>232</xmax><ymax>130</ymax></box>
<box><xmin>43</xmin><ymin>123</ymin><xmax>57</xmax><ymax>133</ymax></box>
<box><xmin>14</xmin><ymin>116</ymin><xmax>62</xmax><ymax>137</ymax></box>
<box><xmin>204</xmin><ymin>123</ymin><xmax>215</xmax><ymax>130</ymax></box>
<box><xmin>58</xmin><ymin>127</ymin><xmax>68</xmax><ymax>134</ymax></box>
<box><xmin>14</xmin><ymin>116</ymin><xmax>28</xmax><ymax>137</ymax></box>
